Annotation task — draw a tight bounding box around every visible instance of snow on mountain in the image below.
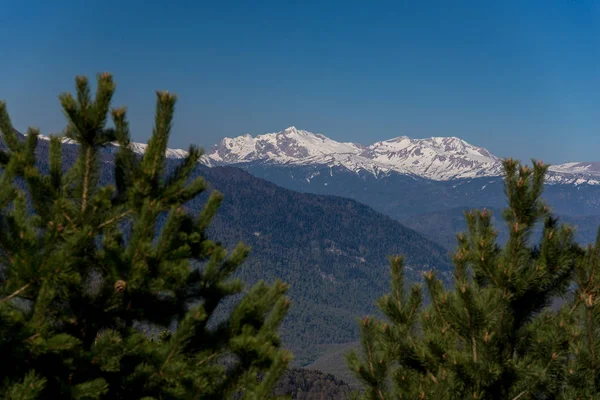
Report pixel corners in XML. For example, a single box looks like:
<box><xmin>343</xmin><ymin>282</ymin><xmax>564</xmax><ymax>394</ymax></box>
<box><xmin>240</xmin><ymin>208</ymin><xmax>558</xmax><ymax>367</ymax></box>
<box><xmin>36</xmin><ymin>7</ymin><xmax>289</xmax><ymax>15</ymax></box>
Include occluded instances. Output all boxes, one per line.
<box><xmin>207</xmin><ymin>127</ymin><xmax>504</xmax><ymax>180</ymax></box>
<box><xmin>209</xmin><ymin>126</ymin><xmax>364</xmax><ymax>163</ymax></box>
<box><xmin>36</xmin><ymin>134</ymin><xmax>190</xmax><ymax>159</ymax></box>
<box><xmin>546</xmin><ymin>162</ymin><xmax>600</xmax><ymax>185</ymax></box>
<box><xmin>110</xmin><ymin>141</ymin><xmax>190</xmax><ymax>159</ymax></box>
<box><xmin>31</xmin><ymin>128</ymin><xmax>600</xmax><ymax>185</ymax></box>
<box><xmin>548</xmin><ymin>162</ymin><xmax>600</xmax><ymax>177</ymax></box>
<box><xmin>37</xmin><ymin>134</ymin><xmax>78</xmax><ymax>146</ymax></box>
<box><xmin>359</xmin><ymin>136</ymin><xmax>503</xmax><ymax>180</ymax></box>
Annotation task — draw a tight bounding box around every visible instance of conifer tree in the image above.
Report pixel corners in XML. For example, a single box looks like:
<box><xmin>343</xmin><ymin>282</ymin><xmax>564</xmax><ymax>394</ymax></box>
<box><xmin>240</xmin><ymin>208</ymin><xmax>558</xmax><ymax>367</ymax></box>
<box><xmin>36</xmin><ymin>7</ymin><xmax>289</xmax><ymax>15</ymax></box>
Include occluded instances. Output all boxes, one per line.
<box><xmin>564</xmin><ymin>229</ymin><xmax>600</xmax><ymax>398</ymax></box>
<box><xmin>347</xmin><ymin>159</ymin><xmax>583</xmax><ymax>399</ymax></box>
<box><xmin>0</xmin><ymin>73</ymin><xmax>291</xmax><ymax>399</ymax></box>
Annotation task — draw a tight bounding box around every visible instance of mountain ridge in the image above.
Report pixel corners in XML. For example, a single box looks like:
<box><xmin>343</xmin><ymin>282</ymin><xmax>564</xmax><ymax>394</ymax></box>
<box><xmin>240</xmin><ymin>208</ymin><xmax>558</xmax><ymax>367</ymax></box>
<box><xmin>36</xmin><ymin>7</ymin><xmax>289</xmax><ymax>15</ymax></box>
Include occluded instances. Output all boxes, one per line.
<box><xmin>206</xmin><ymin>126</ymin><xmax>504</xmax><ymax>180</ymax></box>
<box><xmin>33</xmin><ymin>127</ymin><xmax>600</xmax><ymax>184</ymax></box>
<box><xmin>206</xmin><ymin>127</ymin><xmax>600</xmax><ymax>184</ymax></box>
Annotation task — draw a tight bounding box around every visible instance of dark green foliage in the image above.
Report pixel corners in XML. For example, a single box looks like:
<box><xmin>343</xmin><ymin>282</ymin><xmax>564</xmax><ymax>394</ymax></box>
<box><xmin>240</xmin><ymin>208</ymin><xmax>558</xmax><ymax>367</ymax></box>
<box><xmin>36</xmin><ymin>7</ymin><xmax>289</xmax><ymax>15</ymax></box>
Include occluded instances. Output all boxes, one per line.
<box><xmin>565</xmin><ymin>229</ymin><xmax>600</xmax><ymax>397</ymax></box>
<box><xmin>0</xmin><ymin>74</ymin><xmax>291</xmax><ymax>399</ymax></box>
<box><xmin>348</xmin><ymin>159</ymin><xmax>600</xmax><ymax>399</ymax></box>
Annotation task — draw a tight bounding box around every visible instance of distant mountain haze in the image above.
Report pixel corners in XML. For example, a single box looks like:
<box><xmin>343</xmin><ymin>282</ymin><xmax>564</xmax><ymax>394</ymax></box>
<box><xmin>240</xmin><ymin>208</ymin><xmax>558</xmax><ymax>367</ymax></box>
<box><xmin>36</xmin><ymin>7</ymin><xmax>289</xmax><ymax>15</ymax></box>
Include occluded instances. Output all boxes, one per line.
<box><xmin>400</xmin><ymin>206</ymin><xmax>600</xmax><ymax>251</ymax></box>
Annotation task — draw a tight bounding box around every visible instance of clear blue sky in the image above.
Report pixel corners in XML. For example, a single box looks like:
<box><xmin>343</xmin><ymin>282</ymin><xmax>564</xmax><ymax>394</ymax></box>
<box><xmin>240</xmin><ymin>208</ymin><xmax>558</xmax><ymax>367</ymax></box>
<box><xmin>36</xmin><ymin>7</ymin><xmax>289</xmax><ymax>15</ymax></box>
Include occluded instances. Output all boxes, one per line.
<box><xmin>1</xmin><ymin>0</ymin><xmax>600</xmax><ymax>163</ymax></box>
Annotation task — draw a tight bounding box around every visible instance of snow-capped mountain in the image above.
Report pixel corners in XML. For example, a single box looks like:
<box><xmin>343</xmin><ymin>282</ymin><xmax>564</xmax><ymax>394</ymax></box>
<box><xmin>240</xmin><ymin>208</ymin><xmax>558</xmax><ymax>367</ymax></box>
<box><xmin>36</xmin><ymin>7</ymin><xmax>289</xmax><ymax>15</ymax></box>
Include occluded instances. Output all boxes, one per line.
<box><xmin>546</xmin><ymin>162</ymin><xmax>600</xmax><ymax>185</ymax></box>
<box><xmin>109</xmin><ymin>141</ymin><xmax>190</xmax><ymax>159</ymax></box>
<box><xmin>207</xmin><ymin>126</ymin><xmax>503</xmax><ymax>180</ymax></box>
<box><xmin>206</xmin><ymin>127</ymin><xmax>600</xmax><ymax>184</ymax></box>
<box><xmin>210</xmin><ymin>126</ymin><xmax>362</xmax><ymax>163</ymax></box>
<box><xmin>550</xmin><ymin>162</ymin><xmax>600</xmax><ymax>175</ymax></box>
<box><xmin>359</xmin><ymin>136</ymin><xmax>504</xmax><ymax>180</ymax></box>
<box><xmin>36</xmin><ymin>134</ymin><xmax>190</xmax><ymax>159</ymax></box>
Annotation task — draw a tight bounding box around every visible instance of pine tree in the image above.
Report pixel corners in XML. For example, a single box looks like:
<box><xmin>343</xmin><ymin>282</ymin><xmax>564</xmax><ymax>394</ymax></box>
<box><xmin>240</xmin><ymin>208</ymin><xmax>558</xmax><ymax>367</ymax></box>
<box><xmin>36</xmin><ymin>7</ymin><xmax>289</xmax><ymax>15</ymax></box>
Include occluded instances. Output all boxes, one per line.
<box><xmin>564</xmin><ymin>228</ymin><xmax>600</xmax><ymax>398</ymax></box>
<box><xmin>347</xmin><ymin>159</ymin><xmax>584</xmax><ymax>399</ymax></box>
<box><xmin>0</xmin><ymin>73</ymin><xmax>292</xmax><ymax>399</ymax></box>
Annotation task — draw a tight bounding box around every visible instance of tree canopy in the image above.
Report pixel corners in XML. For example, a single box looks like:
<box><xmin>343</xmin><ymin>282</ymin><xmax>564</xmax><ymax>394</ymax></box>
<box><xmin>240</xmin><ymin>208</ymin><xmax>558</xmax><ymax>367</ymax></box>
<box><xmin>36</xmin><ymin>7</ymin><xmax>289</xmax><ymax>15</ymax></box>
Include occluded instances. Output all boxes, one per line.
<box><xmin>0</xmin><ymin>73</ymin><xmax>291</xmax><ymax>399</ymax></box>
<box><xmin>348</xmin><ymin>159</ymin><xmax>600</xmax><ymax>399</ymax></box>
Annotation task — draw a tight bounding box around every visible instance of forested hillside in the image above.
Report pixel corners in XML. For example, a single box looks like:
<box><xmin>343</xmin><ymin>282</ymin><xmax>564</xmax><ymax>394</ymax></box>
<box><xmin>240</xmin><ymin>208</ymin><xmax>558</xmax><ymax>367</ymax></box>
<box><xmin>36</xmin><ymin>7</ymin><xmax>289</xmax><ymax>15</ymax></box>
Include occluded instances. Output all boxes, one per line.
<box><xmin>187</xmin><ymin>166</ymin><xmax>453</xmax><ymax>364</ymax></box>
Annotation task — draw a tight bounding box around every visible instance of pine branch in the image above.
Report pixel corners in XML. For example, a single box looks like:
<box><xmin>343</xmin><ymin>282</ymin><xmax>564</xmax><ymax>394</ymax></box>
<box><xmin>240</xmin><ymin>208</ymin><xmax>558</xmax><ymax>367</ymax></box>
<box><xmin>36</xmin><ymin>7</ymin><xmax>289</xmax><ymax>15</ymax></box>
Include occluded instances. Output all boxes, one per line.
<box><xmin>96</xmin><ymin>210</ymin><xmax>133</xmax><ymax>230</ymax></box>
<box><xmin>512</xmin><ymin>391</ymin><xmax>528</xmax><ymax>400</ymax></box>
<box><xmin>49</xmin><ymin>135</ymin><xmax>63</xmax><ymax>190</ymax></box>
<box><xmin>0</xmin><ymin>101</ymin><xmax>21</xmax><ymax>152</ymax></box>
<box><xmin>81</xmin><ymin>146</ymin><xmax>92</xmax><ymax>213</ymax></box>
<box><xmin>0</xmin><ymin>282</ymin><xmax>32</xmax><ymax>304</ymax></box>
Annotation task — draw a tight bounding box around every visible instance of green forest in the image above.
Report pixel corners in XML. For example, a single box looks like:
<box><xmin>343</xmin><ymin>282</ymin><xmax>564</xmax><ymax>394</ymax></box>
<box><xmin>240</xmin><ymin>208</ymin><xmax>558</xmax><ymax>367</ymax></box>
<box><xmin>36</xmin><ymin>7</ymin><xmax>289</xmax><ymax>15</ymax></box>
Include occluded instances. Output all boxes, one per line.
<box><xmin>2</xmin><ymin>74</ymin><xmax>600</xmax><ymax>399</ymax></box>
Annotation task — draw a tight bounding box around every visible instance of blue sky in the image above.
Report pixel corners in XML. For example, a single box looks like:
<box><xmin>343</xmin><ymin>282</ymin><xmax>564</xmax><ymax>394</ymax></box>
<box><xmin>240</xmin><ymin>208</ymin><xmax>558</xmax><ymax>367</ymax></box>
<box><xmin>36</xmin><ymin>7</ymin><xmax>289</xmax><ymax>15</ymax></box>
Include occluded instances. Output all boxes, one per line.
<box><xmin>1</xmin><ymin>0</ymin><xmax>600</xmax><ymax>163</ymax></box>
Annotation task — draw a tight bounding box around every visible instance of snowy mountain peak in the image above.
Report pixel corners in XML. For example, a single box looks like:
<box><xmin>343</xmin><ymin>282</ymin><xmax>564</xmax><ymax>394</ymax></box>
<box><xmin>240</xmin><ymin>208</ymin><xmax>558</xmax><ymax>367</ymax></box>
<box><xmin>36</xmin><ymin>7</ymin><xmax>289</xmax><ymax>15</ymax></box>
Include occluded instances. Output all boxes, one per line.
<box><xmin>209</xmin><ymin>127</ymin><xmax>363</xmax><ymax>165</ymax></box>
<box><xmin>207</xmin><ymin>128</ymin><xmax>504</xmax><ymax>180</ymax></box>
<box><xmin>360</xmin><ymin>135</ymin><xmax>502</xmax><ymax>180</ymax></box>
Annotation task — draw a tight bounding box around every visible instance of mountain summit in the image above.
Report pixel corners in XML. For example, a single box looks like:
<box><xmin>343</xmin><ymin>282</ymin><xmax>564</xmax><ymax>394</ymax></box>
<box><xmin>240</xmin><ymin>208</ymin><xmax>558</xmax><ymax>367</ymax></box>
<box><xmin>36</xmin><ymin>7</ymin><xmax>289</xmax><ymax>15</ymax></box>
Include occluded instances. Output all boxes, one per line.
<box><xmin>206</xmin><ymin>127</ymin><xmax>600</xmax><ymax>184</ymax></box>
<box><xmin>208</xmin><ymin>126</ymin><xmax>363</xmax><ymax>164</ymax></box>
<box><xmin>207</xmin><ymin>127</ymin><xmax>504</xmax><ymax>180</ymax></box>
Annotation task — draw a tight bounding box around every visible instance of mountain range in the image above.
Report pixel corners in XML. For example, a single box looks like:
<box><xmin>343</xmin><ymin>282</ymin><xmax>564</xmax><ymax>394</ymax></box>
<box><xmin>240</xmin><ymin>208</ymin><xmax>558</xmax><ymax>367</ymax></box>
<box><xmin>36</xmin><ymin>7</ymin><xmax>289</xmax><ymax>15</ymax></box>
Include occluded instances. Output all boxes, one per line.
<box><xmin>34</xmin><ymin>127</ymin><xmax>600</xmax><ymax>221</ymax></box>
<box><xmin>173</xmin><ymin>127</ymin><xmax>600</xmax><ymax>221</ymax></box>
<box><xmin>38</xmin><ymin>126</ymin><xmax>600</xmax><ymax>185</ymax></box>
<box><xmin>204</xmin><ymin>126</ymin><xmax>600</xmax><ymax>185</ymax></box>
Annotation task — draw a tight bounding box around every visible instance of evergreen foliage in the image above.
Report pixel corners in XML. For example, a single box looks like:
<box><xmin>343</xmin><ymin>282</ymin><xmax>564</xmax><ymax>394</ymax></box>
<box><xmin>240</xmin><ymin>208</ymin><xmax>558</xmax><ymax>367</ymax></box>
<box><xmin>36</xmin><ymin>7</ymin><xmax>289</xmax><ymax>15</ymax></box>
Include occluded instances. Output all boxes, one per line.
<box><xmin>348</xmin><ymin>158</ymin><xmax>600</xmax><ymax>399</ymax></box>
<box><xmin>566</xmin><ymin>229</ymin><xmax>600</xmax><ymax>397</ymax></box>
<box><xmin>0</xmin><ymin>74</ymin><xmax>291</xmax><ymax>399</ymax></box>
